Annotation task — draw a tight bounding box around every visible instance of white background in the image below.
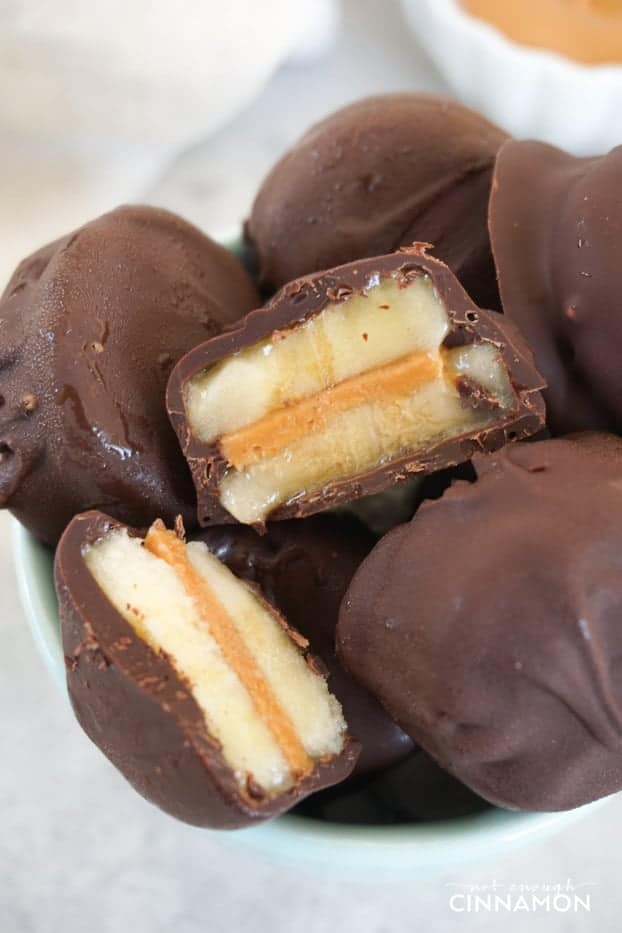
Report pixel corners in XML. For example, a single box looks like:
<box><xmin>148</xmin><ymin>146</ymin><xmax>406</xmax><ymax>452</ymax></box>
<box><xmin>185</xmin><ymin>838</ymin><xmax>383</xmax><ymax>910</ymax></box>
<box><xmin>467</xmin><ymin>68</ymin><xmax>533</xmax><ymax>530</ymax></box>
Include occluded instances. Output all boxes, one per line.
<box><xmin>1</xmin><ymin>1</ymin><xmax>620</xmax><ymax>929</ymax></box>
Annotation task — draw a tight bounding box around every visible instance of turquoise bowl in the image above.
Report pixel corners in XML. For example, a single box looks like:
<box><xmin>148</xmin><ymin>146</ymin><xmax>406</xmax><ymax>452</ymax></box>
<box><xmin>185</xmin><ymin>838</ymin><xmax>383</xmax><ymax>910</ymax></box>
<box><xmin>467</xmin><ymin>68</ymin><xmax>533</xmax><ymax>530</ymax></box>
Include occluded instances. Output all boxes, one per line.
<box><xmin>10</xmin><ymin>231</ymin><xmax>609</xmax><ymax>878</ymax></box>
<box><xmin>12</xmin><ymin>517</ymin><xmax>606</xmax><ymax>880</ymax></box>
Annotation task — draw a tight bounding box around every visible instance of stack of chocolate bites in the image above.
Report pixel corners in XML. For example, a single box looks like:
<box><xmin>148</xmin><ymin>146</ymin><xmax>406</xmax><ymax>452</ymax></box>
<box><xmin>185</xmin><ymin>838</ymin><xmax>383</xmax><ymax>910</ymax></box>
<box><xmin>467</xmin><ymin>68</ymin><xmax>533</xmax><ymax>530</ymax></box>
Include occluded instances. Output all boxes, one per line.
<box><xmin>4</xmin><ymin>94</ymin><xmax>622</xmax><ymax>829</ymax></box>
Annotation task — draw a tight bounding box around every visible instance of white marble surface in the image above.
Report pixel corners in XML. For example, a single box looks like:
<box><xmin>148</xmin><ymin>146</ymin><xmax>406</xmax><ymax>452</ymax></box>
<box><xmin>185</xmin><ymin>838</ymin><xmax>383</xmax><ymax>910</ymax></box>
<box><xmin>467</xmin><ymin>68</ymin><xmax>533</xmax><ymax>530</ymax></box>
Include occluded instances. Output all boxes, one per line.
<box><xmin>2</xmin><ymin>1</ymin><xmax>622</xmax><ymax>930</ymax></box>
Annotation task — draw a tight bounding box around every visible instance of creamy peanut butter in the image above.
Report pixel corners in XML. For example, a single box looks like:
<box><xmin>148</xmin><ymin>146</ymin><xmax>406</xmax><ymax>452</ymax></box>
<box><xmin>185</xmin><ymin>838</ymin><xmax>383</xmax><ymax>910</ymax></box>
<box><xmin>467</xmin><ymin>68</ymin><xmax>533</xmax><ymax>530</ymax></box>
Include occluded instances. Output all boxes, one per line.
<box><xmin>462</xmin><ymin>0</ymin><xmax>622</xmax><ymax>64</ymax></box>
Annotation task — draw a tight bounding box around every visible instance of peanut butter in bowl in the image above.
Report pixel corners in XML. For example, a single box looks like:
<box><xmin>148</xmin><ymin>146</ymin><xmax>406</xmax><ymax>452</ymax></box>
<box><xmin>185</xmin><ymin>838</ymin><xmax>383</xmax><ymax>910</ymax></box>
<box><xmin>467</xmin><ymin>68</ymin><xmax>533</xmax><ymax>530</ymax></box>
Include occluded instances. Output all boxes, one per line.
<box><xmin>462</xmin><ymin>0</ymin><xmax>622</xmax><ymax>65</ymax></box>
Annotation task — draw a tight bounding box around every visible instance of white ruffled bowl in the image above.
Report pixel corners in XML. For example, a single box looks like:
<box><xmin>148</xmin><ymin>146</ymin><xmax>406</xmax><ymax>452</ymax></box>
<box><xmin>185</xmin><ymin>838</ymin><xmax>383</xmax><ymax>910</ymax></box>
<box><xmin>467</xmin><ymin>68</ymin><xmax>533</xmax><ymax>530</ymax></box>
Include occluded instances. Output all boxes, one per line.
<box><xmin>401</xmin><ymin>0</ymin><xmax>622</xmax><ymax>154</ymax></box>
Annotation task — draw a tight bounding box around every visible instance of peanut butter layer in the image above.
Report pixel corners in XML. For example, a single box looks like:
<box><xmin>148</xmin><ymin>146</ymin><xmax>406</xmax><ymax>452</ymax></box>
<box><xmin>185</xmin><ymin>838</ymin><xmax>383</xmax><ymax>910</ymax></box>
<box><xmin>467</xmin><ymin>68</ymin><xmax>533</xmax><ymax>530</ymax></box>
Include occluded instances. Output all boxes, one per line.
<box><xmin>144</xmin><ymin>521</ymin><xmax>312</xmax><ymax>778</ymax></box>
<box><xmin>186</xmin><ymin>275</ymin><xmax>449</xmax><ymax>445</ymax></box>
<box><xmin>219</xmin><ymin>343</ymin><xmax>517</xmax><ymax>525</ymax></box>
<box><xmin>221</xmin><ymin>351</ymin><xmax>441</xmax><ymax>471</ymax></box>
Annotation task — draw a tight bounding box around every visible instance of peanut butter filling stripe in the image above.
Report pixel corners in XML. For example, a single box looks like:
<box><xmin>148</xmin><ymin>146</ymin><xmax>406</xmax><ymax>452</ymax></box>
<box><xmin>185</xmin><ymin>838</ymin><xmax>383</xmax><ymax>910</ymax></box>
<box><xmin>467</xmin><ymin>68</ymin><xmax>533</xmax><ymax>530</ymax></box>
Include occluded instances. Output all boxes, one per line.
<box><xmin>221</xmin><ymin>350</ymin><xmax>443</xmax><ymax>471</ymax></box>
<box><xmin>144</xmin><ymin>522</ymin><xmax>313</xmax><ymax>778</ymax></box>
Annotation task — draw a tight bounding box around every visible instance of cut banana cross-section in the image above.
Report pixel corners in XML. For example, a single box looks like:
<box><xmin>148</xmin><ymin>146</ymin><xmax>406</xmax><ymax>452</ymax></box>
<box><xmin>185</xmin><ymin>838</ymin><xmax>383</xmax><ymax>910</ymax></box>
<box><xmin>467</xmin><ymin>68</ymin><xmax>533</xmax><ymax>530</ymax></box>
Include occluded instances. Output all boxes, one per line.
<box><xmin>167</xmin><ymin>249</ymin><xmax>546</xmax><ymax>527</ymax></box>
<box><xmin>56</xmin><ymin>512</ymin><xmax>357</xmax><ymax>829</ymax></box>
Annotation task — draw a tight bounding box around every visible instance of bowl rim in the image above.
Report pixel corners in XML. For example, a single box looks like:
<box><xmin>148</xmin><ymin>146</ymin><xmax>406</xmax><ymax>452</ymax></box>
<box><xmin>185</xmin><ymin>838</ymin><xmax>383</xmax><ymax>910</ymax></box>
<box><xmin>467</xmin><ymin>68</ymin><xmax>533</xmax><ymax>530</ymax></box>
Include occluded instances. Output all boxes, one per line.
<box><xmin>407</xmin><ymin>0</ymin><xmax>622</xmax><ymax>78</ymax></box>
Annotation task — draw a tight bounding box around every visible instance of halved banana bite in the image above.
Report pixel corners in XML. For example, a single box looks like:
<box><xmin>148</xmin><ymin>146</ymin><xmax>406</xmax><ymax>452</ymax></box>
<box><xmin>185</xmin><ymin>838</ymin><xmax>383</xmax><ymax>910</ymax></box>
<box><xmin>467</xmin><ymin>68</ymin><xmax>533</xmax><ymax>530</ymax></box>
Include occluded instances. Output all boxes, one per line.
<box><xmin>167</xmin><ymin>248</ymin><xmax>545</xmax><ymax>528</ymax></box>
<box><xmin>56</xmin><ymin>511</ymin><xmax>357</xmax><ymax>828</ymax></box>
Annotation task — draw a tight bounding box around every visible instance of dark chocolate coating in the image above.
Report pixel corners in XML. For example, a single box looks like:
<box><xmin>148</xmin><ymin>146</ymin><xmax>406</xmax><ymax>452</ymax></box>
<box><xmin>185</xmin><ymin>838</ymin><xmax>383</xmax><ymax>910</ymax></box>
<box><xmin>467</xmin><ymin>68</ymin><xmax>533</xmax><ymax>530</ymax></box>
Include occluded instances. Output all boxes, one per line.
<box><xmin>246</xmin><ymin>94</ymin><xmax>509</xmax><ymax>308</ymax></box>
<box><xmin>196</xmin><ymin>515</ymin><xmax>415</xmax><ymax>775</ymax></box>
<box><xmin>338</xmin><ymin>434</ymin><xmax>622</xmax><ymax>812</ymax></box>
<box><xmin>168</xmin><ymin>247</ymin><xmax>546</xmax><ymax>528</ymax></box>
<box><xmin>56</xmin><ymin>511</ymin><xmax>359</xmax><ymax>829</ymax></box>
<box><xmin>490</xmin><ymin>139</ymin><xmax>622</xmax><ymax>435</ymax></box>
<box><xmin>0</xmin><ymin>205</ymin><xmax>260</xmax><ymax>545</ymax></box>
<box><xmin>295</xmin><ymin>748</ymin><xmax>489</xmax><ymax>825</ymax></box>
